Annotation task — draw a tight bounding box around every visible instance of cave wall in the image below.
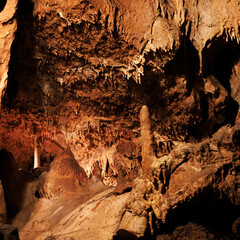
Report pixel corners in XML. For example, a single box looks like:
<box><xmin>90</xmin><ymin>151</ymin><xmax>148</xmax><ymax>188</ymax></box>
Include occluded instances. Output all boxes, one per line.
<box><xmin>1</xmin><ymin>0</ymin><xmax>239</xmax><ymax>171</ymax></box>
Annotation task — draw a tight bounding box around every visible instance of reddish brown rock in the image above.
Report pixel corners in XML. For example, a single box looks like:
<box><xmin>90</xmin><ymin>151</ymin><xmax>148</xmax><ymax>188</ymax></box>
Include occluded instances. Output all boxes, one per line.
<box><xmin>0</xmin><ymin>180</ymin><xmax>6</xmax><ymax>223</ymax></box>
<box><xmin>0</xmin><ymin>0</ymin><xmax>239</xmax><ymax>239</ymax></box>
<box><xmin>0</xmin><ymin>224</ymin><xmax>19</xmax><ymax>240</ymax></box>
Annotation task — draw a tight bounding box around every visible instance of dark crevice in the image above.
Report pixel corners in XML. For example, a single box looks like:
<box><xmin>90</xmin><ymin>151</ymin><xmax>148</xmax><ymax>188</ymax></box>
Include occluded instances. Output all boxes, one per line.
<box><xmin>112</xmin><ymin>7</ymin><xmax>119</xmax><ymax>38</ymax></box>
<box><xmin>3</xmin><ymin>0</ymin><xmax>39</xmax><ymax>112</ymax></box>
<box><xmin>0</xmin><ymin>150</ymin><xmax>25</xmax><ymax>221</ymax></box>
<box><xmin>155</xmin><ymin>189</ymin><xmax>240</xmax><ymax>239</ymax></box>
<box><xmin>164</xmin><ymin>37</ymin><xmax>200</xmax><ymax>81</ymax></box>
<box><xmin>199</xmin><ymin>90</ymin><xmax>209</xmax><ymax>121</ymax></box>
<box><xmin>113</xmin><ymin>229</ymin><xmax>139</xmax><ymax>240</ymax></box>
<box><xmin>185</xmin><ymin>35</ymin><xmax>240</xmax><ymax>138</ymax></box>
<box><xmin>202</xmin><ymin>37</ymin><xmax>240</xmax><ymax>92</ymax></box>
<box><xmin>106</xmin><ymin>159</ymin><xmax>110</xmax><ymax>174</ymax></box>
<box><xmin>202</xmin><ymin>36</ymin><xmax>240</xmax><ymax>131</ymax></box>
<box><xmin>164</xmin><ymin>36</ymin><xmax>200</xmax><ymax>102</ymax></box>
<box><xmin>34</xmin><ymin>190</ymin><xmax>41</xmax><ymax>199</ymax></box>
<box><xmin>0</xmin><ymin>0</ymin><xmax>7</xmax><ymax>12</ymax></box>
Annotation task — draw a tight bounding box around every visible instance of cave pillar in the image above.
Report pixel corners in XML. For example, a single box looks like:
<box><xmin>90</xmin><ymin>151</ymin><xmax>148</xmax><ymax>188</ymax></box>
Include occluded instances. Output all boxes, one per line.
<box><xmin>140</xmin><ymin>105</ymin><xmax>155</xmax><ymax>180</ymax></box>
<box><xmin>0</xmin><ymin>0</ymin><xmax>18</xmax><ymax>108</ymax></box>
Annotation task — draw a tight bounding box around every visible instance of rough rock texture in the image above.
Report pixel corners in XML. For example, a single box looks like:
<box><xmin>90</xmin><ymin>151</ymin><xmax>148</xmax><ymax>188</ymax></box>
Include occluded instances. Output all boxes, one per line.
<box><xmin>0</xmin><ymin>224</ymin><xmax>19</xmax><ymax>240</ymax></box>
<box><xmin>0</xmin><ymin>0</ymin><xmax>240</xmax><ymax>239</ymax></box>
<box><xmin>17</xmin><ymin>181</ymin><xmax>127</xmax><ymax>240</ymax></box>
<box><xmin>0</xmin><ymin>0</ymin><xmax>18</xmax><ymax>107</ymax></box>
<box><xmin>126</xmin><ymin>107</ymin><xmax>240</xmax><ymax>238</ymax></box>
<box><xmin>0</xmin><ymin>180</ymin><xmax>6</xmax><ymax>224</ymax></box>
<box><xmin>37</xmin><ymin>146</ymin><xmax>87</xmax><ymax>199</ymax></box>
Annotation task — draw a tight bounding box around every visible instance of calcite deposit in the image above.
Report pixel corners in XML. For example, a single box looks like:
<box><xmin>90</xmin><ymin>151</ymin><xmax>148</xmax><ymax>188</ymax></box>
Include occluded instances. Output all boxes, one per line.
<box><xmin>0</xmin><ymin>0</ymin><xmax>240</xmax><ymax>239</ymax></box>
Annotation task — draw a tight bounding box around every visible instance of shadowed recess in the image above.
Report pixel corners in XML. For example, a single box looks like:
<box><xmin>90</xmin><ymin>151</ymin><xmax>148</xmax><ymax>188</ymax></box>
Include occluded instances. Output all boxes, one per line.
<box><xmin>156</xmin><ymin>189</ymin><xmax>240</xmax><ymax>239</ymax></box>
<box><xmin>0</xmin><ymin>0</ymin><xmax>7</xmax><ymax>12</ymax></box>
<box><xmin>202</xmin><ymin>36</ymin><xmax>240</xmax><ymax>126</ymax></box>
<box><xmin>4</xmin><ymin>0</ymin><xmax>39</xmax><ymax>111</ymax></box>
<box><xmin>0</xmin><ymin>150</ymin><xmax>25</xmax><ymax>221</ymax></box>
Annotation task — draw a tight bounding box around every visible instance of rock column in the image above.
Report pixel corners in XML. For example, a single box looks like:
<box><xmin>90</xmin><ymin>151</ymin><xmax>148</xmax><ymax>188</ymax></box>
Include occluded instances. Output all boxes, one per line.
<box><xmin>140</xmin><ymin>105</ymin><xmax>155</xmax><ymax>180</ymax></box>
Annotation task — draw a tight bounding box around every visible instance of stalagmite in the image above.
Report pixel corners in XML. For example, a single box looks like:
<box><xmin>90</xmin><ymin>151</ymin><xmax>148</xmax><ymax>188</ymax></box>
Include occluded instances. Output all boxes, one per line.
<box><xmin>33</xmin><ymin>137</ymin><xmax>40</xmax><ymax>169</ymax></box>
<box><xmin>140</xmin><ymin>105</ymin><xmax>156</xmax><ymax>179</ymax></box>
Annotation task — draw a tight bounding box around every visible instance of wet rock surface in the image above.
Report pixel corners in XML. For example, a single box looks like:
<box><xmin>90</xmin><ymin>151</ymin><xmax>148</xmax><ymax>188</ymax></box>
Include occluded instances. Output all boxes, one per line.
<box><xmin>0</xmin><ymin>0</ymin><xmax>240</xmax><ymax>239</ymax></box>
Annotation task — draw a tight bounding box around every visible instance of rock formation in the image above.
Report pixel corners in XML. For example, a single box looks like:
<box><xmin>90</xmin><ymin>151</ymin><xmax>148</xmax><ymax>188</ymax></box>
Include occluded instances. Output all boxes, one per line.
<box><xmin>37</xmin><ymin>146</ymin><xmax>87</xmax><ymax>199</ymax></box>
<box><xmin>0</xmin><ymin>0</ymin><xmax>240</xmax><ymax>239</ymax></box>
<box><xmin>0</xmin><ymin>224</ymin><xmax>19</xmax><ymax>240</ymax></box>
<box><xmin>0</xmin><ymin>0</ymin><xmax>18</xmax><ymax>107</ymax></box>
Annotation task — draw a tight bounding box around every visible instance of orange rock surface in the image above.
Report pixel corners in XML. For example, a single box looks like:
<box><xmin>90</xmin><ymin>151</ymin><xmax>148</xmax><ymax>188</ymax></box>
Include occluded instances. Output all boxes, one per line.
<box><xmin>0</xmin><ymin>0</ymin><xmax>240</xmax><ymax>239</ymax></box>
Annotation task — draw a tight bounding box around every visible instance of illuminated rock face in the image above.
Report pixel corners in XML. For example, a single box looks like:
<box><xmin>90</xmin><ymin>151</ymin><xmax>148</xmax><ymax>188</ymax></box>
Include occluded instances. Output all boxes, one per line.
<box><xmin>0</xmin><ymin>0</ymin><xmax>240</xmax><ymax>239</ymax></box>
<box><xmin>0</xmin><ymin>0</ymin><xmax>17</xmax><ymax>107</ymax></box>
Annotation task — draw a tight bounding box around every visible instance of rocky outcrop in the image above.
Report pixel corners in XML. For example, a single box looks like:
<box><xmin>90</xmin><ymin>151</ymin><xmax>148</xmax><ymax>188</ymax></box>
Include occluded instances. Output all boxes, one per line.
<box><xmin>128</xmin><ymin>108</ymin><xmax>240</xmax><ymax>237</ymax></box>
<box><xmin>37</xmin><ymin>146</ymin><xmax>87</xmax><ymax>199</ymax></box>
<box><xmin>0</xmin><ymin>0</ymin><xmax>18</xmax><ymax>107</ymax></box>
<box><xmin>18</xmin><ymin>179</ymin><xmax>128</xmax><ymax>240</ymax></box>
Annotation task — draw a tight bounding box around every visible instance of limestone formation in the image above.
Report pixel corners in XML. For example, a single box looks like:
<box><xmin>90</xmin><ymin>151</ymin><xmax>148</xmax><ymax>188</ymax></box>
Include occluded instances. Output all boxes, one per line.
<box><xmin>0</xmin><ymin>0</ymin><xmax>18</xmax><ymax>107</ymax></box>
<box><xmin>37</xmin><ymin>147</ymin><xmax>87</xmax><ymax>199</ymax></box>
<box><xmin>115</xmin><ymin>211</ymin><xmax>148</xmax><ymax>238</ymax></box>
<box><xmin>140</xmin><ymin>105</ymin><xmax>156</xmax><ymax>180</ymax></box>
